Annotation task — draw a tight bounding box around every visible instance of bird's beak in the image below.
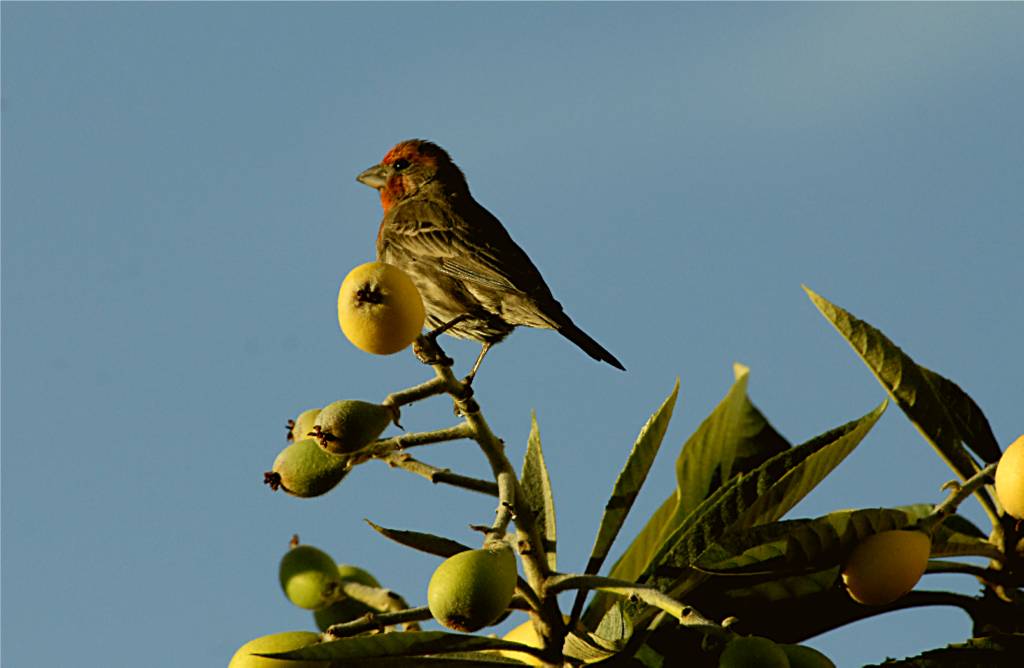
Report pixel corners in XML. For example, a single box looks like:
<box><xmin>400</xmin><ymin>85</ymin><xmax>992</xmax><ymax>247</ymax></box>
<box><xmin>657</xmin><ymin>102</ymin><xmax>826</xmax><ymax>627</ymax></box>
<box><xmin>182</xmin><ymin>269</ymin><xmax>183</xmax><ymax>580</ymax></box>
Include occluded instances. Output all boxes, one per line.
<box><xmin>356</xmin><ymin>163</ymin><xmax>390</xmax><ymax>189</ymax></box>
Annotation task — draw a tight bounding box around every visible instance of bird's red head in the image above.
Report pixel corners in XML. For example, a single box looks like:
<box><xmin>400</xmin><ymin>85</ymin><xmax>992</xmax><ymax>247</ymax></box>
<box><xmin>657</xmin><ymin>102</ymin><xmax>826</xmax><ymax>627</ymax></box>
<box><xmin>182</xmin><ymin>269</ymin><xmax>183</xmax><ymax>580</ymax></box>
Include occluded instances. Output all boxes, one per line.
<box><xmin>358</xmin><ymin>140</ymin><xmax>467</xmax><ymax>211</ymax></box>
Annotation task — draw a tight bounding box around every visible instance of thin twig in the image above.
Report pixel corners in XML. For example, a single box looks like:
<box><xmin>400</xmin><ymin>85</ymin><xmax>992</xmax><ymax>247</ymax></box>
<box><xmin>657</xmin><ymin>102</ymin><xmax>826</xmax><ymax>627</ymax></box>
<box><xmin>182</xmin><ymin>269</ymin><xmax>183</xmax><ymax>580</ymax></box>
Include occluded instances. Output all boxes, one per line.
<box><xmin>323</xmin><ymin>606</ymin><xmax>434</xmax><ymax>638</ymax></box>
<box><xmin>920</xmin><ymin>462</ymin><xmax>999</xmax><ymax>533</ymax></box>
<box><xmin>383</xmin><ymin>453</ymin><xmax>499</xmax><ymax>496</ymax></box>
<box><xmin>357</xmin><ymin>422</ymin><xmax>475</xmax><ymax>461</ymax></box>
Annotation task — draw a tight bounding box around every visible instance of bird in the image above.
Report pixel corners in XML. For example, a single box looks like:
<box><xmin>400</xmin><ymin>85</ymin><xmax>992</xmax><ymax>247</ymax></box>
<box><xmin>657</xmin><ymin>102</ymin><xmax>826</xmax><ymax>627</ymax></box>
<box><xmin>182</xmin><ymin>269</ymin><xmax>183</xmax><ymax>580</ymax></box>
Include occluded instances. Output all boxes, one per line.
<box><xmin>356</xmin><ymin>139</ymin><xmax>624</xmax><ymax>381</ymax></box>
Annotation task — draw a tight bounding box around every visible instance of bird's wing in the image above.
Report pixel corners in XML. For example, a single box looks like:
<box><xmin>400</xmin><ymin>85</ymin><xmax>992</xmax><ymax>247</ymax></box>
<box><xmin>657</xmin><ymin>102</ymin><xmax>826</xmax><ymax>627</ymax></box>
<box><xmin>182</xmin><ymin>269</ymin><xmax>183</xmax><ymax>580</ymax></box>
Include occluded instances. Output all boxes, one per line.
<box><xmin>380</xmin><ymin>198</ymin><xmax>556</xmax><ymax>300</ymax></box>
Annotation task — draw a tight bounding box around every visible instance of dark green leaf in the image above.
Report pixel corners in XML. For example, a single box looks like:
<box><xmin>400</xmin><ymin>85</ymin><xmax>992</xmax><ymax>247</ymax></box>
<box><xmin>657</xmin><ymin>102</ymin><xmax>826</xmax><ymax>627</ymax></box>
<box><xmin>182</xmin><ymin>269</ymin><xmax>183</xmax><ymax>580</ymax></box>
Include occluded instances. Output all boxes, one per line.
<box><xmin>521</xmin><ymin>412</ymin><xmax>557</xmax><ymax>571</ymax></box>
<box><xmin>328</xmin><ymin>656</ymin><xmax>531</xmax><ymax>667</ymax></box>
<box><xmin>606</xmin><ymin>493</ymin><xmax>679</xmax><ymax>585</ymax></box>
<box><xmin>694</xmin><ymin>503</ymin><xmax>999</xmax><ymax>607</ymax></box>
<box><xmin>918</xmin><ymin>366</ymin><xmax>1001</xmax><ymax>463</ymax></box>
<box><xmin>587</xmin><ymin>369</ymin><xmax>786</xmax><ymax>627</ymax></box>
<box><xmin>696</xmin><ymin>507</ymin><xmax>922</xmax><ymax>576</ymax></box>
<box><xmin>675</xmin><ymin>364</ymin><xmax>789</xmax><ymax>520</ymax></box>
<box><xmin>646</xmin><ymin>401</ymin><xmax>886</xmax><ymax>598</ymax></box>
<box><xmin>586</xmin><ymin>380</ymin><xmax>679</xmax><ymax>573</ymax></box>
<box><xmin>572</xmin><ymin>380</ymin><xmax>679</xmax><ymax>624</ymax></box>
<box><xmin>804</xmin><ymin>286</ymin><xmax>995</xmax><ymax>481</ymax></box>
<box><xmin>365</xmin><ymin>520</ymin><xmax>471</xmax><ymax>558</ymax></box>
<box><xmin>268</xmin><ymin>631</ymin><xmax>538</xmax><ymax>662</ymax></box>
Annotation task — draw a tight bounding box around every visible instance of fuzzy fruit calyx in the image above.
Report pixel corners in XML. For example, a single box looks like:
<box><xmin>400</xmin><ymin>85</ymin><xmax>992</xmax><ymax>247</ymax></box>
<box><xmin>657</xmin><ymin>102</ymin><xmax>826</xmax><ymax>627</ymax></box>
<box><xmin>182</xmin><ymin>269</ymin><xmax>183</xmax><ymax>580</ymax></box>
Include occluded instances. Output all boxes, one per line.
<box><xmin>312</xmin><ymin>400</ymin><xmax>393</xmax><ymax>455</ymax></box>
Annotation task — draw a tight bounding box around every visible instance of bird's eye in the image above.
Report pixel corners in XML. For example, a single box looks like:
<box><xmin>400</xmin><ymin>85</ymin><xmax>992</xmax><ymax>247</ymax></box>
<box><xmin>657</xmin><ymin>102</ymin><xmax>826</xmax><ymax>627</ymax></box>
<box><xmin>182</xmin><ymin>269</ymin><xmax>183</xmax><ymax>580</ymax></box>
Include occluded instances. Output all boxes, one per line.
<box><xmin>392</xmin><ymin>158</ymin><xmax>411</xmax><ymax>171</ymax></box>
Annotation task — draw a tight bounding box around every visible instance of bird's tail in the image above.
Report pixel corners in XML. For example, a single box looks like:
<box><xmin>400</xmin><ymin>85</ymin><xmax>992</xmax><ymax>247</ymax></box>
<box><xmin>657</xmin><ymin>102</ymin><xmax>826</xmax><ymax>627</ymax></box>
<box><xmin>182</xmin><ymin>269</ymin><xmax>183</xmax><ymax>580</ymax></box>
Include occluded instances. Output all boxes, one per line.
<box><xmin>558</xmin><ymin>320</ymin><xmax>625</xmax><ymax>371</ymax></box>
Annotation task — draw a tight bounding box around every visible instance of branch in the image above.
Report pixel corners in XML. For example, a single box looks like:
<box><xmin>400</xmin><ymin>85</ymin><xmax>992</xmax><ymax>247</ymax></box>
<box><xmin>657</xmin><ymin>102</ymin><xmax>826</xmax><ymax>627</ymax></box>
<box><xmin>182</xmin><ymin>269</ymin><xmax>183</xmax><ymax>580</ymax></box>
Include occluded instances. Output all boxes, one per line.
<box><xmin>546</xmin><ymin>574</ymin><xmax>725</xmax><ymax>637</ymax></box>
<box><xmin>323</xmin><ymin>606</ymin><xmax>434</xmax><ymax>638</ymax></box>
<box><xmin>381</xmin><ymin>375</ymin><xmax>452</xmax><ymax>410</ymax></box>
<box><xmin>357</xmin><ymin>422</ymin><xmax>474</xmax><ymax>461</ymax></box>
<box><xmin>919</xmin><ymin>463</ymin><xmax>999</xmax><ymax>533</ymax></box>
<box><xmin>419</xmin><ymin>355</ymin><xmax>566</xmax><ymax>667</ymax></box>
<box><xmin>926</xmin><ymin>560</ymin><xmax>1020</xmax><ymax>589</ymax></box>
<box><xmin>382</xmin><ymin>453</ymin><xmax>498</xmax><ymax>496</ymax></box>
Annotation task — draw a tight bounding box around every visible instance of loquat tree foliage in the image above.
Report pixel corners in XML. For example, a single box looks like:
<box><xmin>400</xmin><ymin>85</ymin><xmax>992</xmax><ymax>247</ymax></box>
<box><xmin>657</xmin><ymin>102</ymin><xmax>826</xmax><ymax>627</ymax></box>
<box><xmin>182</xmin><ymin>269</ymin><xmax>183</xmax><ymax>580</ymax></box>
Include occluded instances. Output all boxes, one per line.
<box><xmin>238</xmin><ymin>265</ymin><xmax>1023</xmax><ymax>668</ymax></box>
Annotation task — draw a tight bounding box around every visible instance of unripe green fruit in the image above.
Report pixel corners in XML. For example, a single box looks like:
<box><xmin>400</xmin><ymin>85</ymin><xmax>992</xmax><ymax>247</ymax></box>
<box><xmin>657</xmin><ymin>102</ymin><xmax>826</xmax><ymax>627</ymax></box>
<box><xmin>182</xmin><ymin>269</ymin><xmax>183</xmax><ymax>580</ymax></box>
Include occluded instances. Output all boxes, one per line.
<box><xmin>290</xmin><ymin>408</ymin><xmax>322</xmax><ymax>442</ymax></box>
<box><xmin>313</xmin><ymin>564</ymin><xmax>382</xmax><ymax>631</ymax></box>
<box><xmin>780</xmin><ymin>644</ymin><xmax>835</xmax><ymax>668</ymax></box>
<box><xmin>228</xmin><ymin>631</ymin><xmax>327</xmax><ymax>668</ymax></box>
<box><xmin>279</xmin><ymin>545</ymin><xmax>342</xmax><ymax>610</ymax></box>
<box><xmin>995</xmin><ymin>434</ymin><xmax>1024</xmax><ymax>520</ymax></box>
<box><xmin>842</xmin><ymin>529</ymin><xmax>930</xmax><ymax>605</ymax></box>
<box><xmin>314</xmin><ymin>400</ymin><xmax>393</xmax><ymax>454</ymax></box>
<box><xmin>719</xmin><ymin>636</ymin><xmax>790</xmax><ymax>668</ymax></box>
<box><xmin>427</xmin><ymin>544</ymin><xmax>517</xmax><ymax>632</ymax></box>
<box><xmin>271</xmin><ymin>438</ymin><xmax>348</xmax><ymax>498</ymax></box>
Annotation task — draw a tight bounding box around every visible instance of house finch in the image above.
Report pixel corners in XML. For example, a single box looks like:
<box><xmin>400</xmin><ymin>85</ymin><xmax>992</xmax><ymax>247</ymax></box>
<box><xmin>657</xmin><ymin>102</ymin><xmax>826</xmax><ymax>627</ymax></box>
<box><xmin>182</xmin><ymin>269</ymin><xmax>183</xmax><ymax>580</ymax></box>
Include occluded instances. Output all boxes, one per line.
<box><xmin>356</xmin><ymin>139</ymin><xmax>624</xmax><ymax>380</ymax></box>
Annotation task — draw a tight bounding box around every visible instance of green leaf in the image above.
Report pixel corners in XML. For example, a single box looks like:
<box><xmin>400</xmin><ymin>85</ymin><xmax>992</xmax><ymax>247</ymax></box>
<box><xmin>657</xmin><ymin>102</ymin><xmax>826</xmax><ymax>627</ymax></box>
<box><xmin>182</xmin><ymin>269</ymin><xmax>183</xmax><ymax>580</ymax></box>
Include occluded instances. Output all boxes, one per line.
<box><xmin>693</xmin><ymin>503</ymin><xmax>999</xmax><ymax>607</ymax></box>
<box><xmin>520</xmin><ymin>412</ymin><xmax>557</xmax><ymax>571</ymax></box>
<box><xmin>563</xmin><ymin>603</ymin><xmax>632</xmax><ymax>663</ymax></box>
<box><xmin>587</xmin><ymin>380</ymin><xmax>680</xmax><ymax>573</ymax></box>
<box><xmin>365</xmin><ymin>520</ymin><xmax>471</xmax><ymax>558</ymax></box>
<box><xmin>646</xmin><ymin>401</ymin><xmax>886</xmax><ymax>599</ymax></box>
<box><xmin>606</xmin><ymin>493</ymin><xmax>679</xmax><ymax>585</ymax></box>
<box><xmin>862</xmin><ymin>636</ymin><xmax>1024</xmax><ymax>668</ymax></box>
<box><xmin>571</xmin><ymin>380</ymin><xmax>679</xmax><ymax>623</ymax></box>
<box><xmin>268</xmin><ymin>631</ymin><xmax>538</xmax><ymax>662</ymax></box>
<box><xmin>586</xmin><ymin>369</ymin><xmax>786</xmax><ymax>627</ymax></box>
<box><xmin>696</xmin><ymin>507</ymin><xmax>924</xmax><ymax>577</ymax></box>
<box><xmin>327</xmin><ymin>657</ymin><xmax>532</xmax><ymax>667</ymax></box>
<box><xmin>675</xmin><ymin>363</ymin><xmax>790</xmax><ymax>520</ymax></box>
<box><xmin>804</xmin><ymin>286</ymin><xmax>997</xmax><ymax>481</ymax></box>
<box><xmin>716</xmin><ymin>567</ymin><xmax>840</xmax><ymax>604</ymax></box>
<box><xmin>918</xmin><ymin>366</ymin><xmax>1001</xmax><ymax>463</ymax></box>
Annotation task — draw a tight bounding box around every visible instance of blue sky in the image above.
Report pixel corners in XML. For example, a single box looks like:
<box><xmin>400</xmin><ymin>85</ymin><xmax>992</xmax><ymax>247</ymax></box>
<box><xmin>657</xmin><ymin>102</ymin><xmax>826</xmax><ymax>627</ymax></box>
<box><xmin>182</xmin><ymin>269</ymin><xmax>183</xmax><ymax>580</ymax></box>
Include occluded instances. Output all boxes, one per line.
<box><xmin>3</xmin><ymin>4</ymin><xmax>1022</xmax><ymax>666</ymax></box>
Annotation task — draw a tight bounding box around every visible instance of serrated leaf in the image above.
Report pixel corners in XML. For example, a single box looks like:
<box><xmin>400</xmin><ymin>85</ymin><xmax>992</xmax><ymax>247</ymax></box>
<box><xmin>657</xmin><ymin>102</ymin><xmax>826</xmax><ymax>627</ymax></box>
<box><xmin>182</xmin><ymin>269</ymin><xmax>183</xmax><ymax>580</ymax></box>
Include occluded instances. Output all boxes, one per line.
<box><xmin>269</xmin><ymin>631</ymin><xmax>537</xmax><ymax>662</ymax></box>
<box><xmin>863</xmin><ymin>636</ymin><xmax>1024</xmax><ymax>668</ymax></box>
<box><xmin>587</xmin><ymin>380</ymin><xmax>680</xmax><ymax>572</ymax></box>
<box><xmin>571</xmin><ymin>380</ymin><xmax>679</xmax><ymax>623</ymax></box>
<box><xmin>328</xmin><ymin>656</ymin><xmax>530</xmax><ymax>667</ymax></box>
<box><xmin>918</xmin><ymin>366</ymin><xmax>1001</xmax><ymax>463</ymax></box>
<box><xmin>676</xmin><ymin>364</ymin><xmax>790</xmax><ymax>520</ymax></box>
<box><xmin>693</xmin><ymin>504</ymin><xmax>999</xmax><ymax>606</ymax></box>
<box><xmin>804</xmin><ymin>287</ymin><xmax>995</xmax><ymax>481</ymax></box>
<box><xmin>521</xmin><ymin>412</ymin><xmax>556</xmax><ymax>571</ymax></box>
<box><xmin>646</xmin><ymin>401</ymin><xmax>886</xmax><ymax>600</ymax></box>
<box><xmin>696</xmin><ymin>507</ymin><xmax>924</xmax><ymax>576</ymax></box>
<box><xmin>586</xmin><ymin>370</ymin><xmax>786</xmax><ymax>627</ymax></box>
<box><xmin>365</xmin><ymin>520</ymin><xmax>471</xmax><ymax>558</ymax></box>
<box><xmin>605</xmin><ymin>493</ymin><xmax>679</xmax><ymax>585</ymax></box>
<box><xmin>718</xmin><ymin>567</ymin><xmax>840</xmax><ymax>603</ymax></box>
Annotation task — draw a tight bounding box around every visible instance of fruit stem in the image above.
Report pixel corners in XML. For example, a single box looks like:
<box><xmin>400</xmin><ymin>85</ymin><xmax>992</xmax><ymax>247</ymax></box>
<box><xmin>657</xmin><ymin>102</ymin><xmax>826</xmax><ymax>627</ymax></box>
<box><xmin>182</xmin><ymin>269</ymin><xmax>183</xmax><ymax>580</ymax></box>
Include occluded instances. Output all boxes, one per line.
<box><xmin>359</xmin><ymin>422</ymin><xmax>475</xmax><ymax>459</ymax></box>
<box><xmin>323</xmin><ymin>606</ymin><xmax>434</xmax><ymax>638</ymax></box>
<box><xmin>383</xmin><ymin>453</ymin><xmax>499</xmax><ymax>496</ymax></box>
